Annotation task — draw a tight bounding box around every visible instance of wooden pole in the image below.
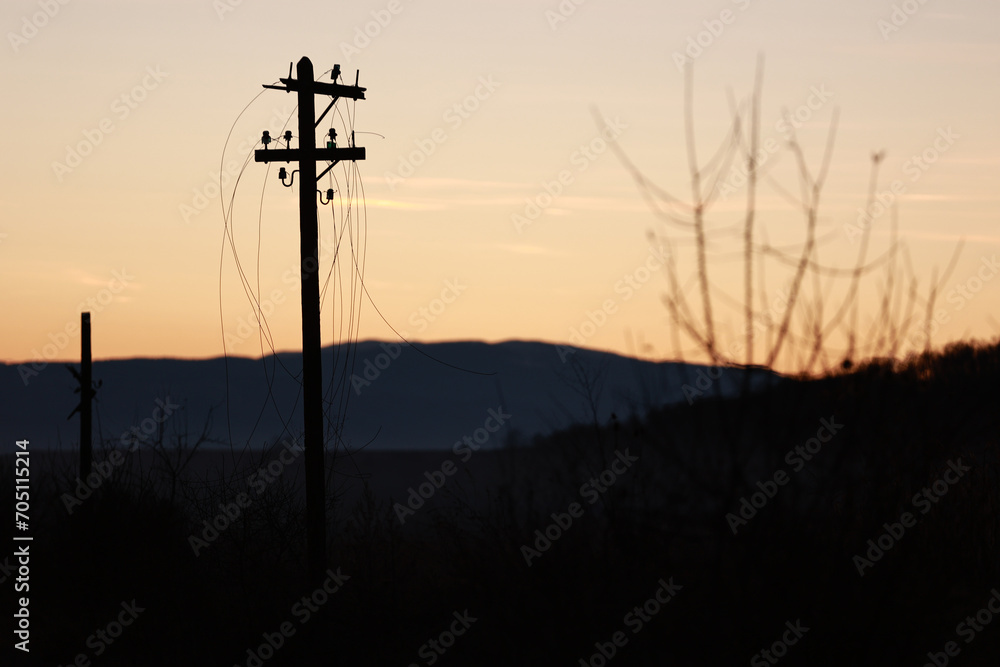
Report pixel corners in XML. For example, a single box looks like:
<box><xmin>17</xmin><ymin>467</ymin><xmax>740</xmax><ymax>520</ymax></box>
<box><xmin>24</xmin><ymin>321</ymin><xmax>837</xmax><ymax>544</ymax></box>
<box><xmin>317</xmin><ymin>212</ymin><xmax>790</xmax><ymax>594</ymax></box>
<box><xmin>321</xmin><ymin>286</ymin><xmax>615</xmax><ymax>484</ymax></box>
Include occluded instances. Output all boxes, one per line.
<box><xmin>81</xmin><ymin>312</ymin><xmax>92</xmax><ymax>479</ymax></box>
<box><xmin>296</xmin><ymin>57</ymin><xmax>327</xmax><ymax>586</ymax></box>
<box><xmin>254</xmin><ymin>57</ymin><xmax>366</xmax><ymax>585</ymax></box>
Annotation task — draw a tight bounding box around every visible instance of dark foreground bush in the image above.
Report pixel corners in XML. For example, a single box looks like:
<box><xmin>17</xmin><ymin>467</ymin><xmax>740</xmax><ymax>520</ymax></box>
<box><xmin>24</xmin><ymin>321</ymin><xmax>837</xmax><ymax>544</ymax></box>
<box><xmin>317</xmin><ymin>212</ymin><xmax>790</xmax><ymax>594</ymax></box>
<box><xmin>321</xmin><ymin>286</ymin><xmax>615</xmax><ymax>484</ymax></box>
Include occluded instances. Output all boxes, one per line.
<box><xmin>4</xmin><ymin>339</ymin><xmax>999</xmax><ymax>666</ymax></box>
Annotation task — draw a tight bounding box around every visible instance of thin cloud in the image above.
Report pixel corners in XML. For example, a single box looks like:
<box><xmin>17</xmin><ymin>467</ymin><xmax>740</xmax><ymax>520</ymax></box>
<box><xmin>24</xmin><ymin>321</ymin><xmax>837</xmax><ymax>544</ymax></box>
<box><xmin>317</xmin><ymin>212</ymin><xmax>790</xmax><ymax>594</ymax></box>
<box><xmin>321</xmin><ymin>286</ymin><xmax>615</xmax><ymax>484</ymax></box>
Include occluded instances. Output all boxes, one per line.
<box><xmin>379</xmin><ymin>177</ymin><xmax>529</xmax><ymax>191</ymax></box>
<box><xmin>65</xmin><ymin>269</ymin><xmax>110</xmax><ymax>287</ymax></box>
<box><xmin>365</xmin><ymin>199</ymin><xmax>449</xmax><ymax>211</ymax></box>
<box><xmin>873</xmin><ymin>229</ymin><xmax>1000</xmax><ymax>245</ymax></box>
<box><xmin>493</xmin><ymin>243</ymin><xmax>568</xmax><ymax>256</ymax></box>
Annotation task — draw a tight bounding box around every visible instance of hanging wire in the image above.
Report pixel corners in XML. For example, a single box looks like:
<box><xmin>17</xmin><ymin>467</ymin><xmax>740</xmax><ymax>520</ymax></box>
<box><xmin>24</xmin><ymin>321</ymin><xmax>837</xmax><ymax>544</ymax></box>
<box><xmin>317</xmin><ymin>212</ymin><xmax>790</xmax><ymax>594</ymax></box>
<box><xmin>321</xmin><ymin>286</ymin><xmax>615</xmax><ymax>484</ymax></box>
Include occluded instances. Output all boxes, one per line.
<box><xmin>218</xmin><ymin>70</ymin><xmax>493</xmax><ymax>480</ymax></box>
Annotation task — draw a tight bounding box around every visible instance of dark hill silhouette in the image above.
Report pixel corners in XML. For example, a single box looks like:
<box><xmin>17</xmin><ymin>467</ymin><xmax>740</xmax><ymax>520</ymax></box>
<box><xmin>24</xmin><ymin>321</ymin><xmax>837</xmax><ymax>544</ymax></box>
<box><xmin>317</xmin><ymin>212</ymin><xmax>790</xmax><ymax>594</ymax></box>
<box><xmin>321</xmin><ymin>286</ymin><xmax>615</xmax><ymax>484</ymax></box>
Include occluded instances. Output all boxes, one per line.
<box><xmin>0</xmin><ymin>339</ymin><xmax>772</xmax><ymax>455</ymax></box>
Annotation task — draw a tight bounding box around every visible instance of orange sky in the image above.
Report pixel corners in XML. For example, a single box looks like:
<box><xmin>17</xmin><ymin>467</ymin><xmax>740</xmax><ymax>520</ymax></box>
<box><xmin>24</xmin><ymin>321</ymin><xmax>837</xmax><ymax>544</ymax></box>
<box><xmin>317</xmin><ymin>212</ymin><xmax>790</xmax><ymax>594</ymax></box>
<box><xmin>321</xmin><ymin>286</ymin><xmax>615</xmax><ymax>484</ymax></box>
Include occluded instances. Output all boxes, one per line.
<box><xmin>3</xmin><ymin>0</ymin><xmax>999</xmax><ymax>371</ymax></box>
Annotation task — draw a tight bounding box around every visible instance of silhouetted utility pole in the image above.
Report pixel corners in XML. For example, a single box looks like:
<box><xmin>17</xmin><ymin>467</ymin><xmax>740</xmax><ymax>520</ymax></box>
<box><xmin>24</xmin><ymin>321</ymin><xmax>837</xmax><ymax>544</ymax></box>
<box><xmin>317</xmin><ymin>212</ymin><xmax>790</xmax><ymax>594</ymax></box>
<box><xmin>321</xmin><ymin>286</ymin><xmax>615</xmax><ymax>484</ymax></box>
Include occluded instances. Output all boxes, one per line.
<box><xmin>81</xmin><ymin>312</ymin><xmax>92</xmax><ymax>478</ymax></box>
<box><xmin>67</xmin><ymin>312</ymin><xmax>99</xmax><ymax>480</ymax></box>
<box><xmin>255</xmin><ymin>57</ymin><xmax>366</xmax><ymax>585</ymax></box>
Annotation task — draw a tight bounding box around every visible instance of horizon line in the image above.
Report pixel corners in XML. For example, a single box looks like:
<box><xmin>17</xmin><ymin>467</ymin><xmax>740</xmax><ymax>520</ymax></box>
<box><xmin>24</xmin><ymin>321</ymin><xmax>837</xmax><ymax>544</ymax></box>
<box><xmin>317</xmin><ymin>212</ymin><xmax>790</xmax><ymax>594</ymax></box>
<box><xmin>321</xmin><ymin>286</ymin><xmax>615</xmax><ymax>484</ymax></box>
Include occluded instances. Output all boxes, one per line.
<box><xmin>1</xmin><ymin>337</ymin><xmax>674</xmax><ymax>367</ymax></box>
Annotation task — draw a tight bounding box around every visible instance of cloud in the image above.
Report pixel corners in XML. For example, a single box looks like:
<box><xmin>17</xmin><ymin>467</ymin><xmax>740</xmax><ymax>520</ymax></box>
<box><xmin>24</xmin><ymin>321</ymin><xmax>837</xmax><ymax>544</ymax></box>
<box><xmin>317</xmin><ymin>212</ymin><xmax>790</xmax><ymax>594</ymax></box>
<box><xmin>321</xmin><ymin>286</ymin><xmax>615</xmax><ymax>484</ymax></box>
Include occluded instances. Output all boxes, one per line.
<box><xmin>65</xmin><ymin>269</ymin><xmax>109</xmax><ymax>287</ymax></box>
<box><xmin>388</xmin><ymin>177</ymin><xmax>529</xmax><ymax>191</ymax></box>
<box><xmin>365</xmin><ymin>199</ymin><xmax>448</xmax><ymax>211</ymax></box>
<box><xmin>873</xmin><ymin>229</ymin><xmax>1000</xmax><ymax>245</ymax></box>
<box><xmin>493</xmin><ymin>243</ymin><xmax>567</xmax><ymax>256</ymax></box>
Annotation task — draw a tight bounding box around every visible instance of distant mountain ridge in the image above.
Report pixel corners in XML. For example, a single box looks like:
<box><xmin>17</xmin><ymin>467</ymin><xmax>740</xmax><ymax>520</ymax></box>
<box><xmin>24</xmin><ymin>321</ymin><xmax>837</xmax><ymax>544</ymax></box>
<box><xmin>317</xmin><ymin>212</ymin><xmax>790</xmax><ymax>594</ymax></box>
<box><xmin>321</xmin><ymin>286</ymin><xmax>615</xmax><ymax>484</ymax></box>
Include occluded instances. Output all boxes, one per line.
<box><xmin>0</xmin><ymin>340</ymin><xmax>769</xmax><ymax>454</ymax></box>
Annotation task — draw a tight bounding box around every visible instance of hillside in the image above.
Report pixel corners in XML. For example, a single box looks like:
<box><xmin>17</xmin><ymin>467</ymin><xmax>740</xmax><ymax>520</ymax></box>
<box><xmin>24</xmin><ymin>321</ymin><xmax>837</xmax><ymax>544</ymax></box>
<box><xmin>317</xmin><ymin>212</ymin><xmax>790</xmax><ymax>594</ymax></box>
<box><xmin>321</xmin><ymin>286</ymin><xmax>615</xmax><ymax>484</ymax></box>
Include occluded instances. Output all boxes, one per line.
<box><xmin>1</xmin><ymin>339</ymin><xmax>769</xmax><ymax>454</ymax></box>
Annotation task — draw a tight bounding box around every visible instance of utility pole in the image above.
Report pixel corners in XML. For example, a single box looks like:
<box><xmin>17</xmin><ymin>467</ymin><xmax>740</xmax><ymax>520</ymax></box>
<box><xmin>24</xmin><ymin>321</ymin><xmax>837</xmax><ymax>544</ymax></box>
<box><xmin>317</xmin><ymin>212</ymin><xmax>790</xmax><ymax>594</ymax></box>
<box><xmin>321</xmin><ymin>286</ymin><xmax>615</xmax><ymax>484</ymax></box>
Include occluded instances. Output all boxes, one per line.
<box><xmin>80</xmin><ymin>312</ymin><xmax>92</xmax><ymax>479</ymax></box>
<box><xmin>255</xmin><ymin>57</ymin><xmax>366</xmax><ymax>585</ymax></box>
<box><xmin>67</xmin><ymin>312</ymin><xmax>99</xmax><ymax>481</ymax></box>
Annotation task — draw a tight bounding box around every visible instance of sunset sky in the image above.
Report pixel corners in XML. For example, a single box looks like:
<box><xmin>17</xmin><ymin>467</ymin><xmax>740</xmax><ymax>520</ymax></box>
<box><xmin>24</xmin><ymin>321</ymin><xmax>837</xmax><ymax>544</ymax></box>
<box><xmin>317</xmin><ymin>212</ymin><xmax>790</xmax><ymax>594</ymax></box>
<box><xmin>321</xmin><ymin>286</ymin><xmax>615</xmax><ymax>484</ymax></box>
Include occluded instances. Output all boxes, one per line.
<box><xmin>3</xmin><ymin>0</ymin><xmax>999</xmax><ymax>369</ymax></box>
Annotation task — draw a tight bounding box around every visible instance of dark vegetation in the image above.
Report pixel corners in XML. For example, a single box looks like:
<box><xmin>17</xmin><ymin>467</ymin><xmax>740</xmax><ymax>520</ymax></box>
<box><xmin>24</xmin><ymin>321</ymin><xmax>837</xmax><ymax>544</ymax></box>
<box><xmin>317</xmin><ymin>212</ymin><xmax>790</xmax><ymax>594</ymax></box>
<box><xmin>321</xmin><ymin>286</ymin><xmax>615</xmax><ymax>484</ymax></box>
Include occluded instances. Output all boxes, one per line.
<box><xmin>3</xmin><ymin>337</ymin><xmax>999</xmax><ymax>666</ymax></box>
